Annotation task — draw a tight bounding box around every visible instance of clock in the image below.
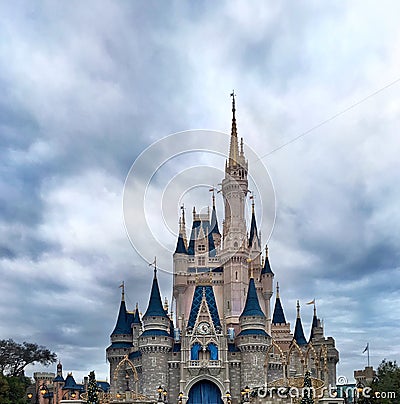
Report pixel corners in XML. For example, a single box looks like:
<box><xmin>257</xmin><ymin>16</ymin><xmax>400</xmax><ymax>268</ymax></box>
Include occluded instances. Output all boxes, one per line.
<box><xmin>197</xmin><ymin>321</ymin><xmax>211</xmax><ymax>335</ymax></box>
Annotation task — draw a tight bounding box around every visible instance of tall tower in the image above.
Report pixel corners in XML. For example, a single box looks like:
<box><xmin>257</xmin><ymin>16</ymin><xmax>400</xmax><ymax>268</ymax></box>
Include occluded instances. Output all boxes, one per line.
<box><xmin>139</xmin><ymin>268</ymin><xmax>173</xmax><ymax>399</ymax></box>
<box><xmin>221</xmin><ymin>93</ymin><xmax>250</xmax><ymax>327</ymax></box>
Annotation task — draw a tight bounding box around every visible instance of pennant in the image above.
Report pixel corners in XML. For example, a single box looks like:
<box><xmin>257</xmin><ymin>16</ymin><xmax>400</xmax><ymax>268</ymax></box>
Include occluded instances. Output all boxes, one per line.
<box><xmin>363</xmin><ymin>343</ymin><xmax>369</xmax><ymax>353</ymax></box>
<box><xmin>306</xmin><ymin>299</ymin><xmax>315</xmax><ymax>305</ymax></box>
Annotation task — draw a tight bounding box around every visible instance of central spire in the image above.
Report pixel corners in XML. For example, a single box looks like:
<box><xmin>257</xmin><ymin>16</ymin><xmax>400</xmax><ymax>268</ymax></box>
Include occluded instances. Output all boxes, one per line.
<box><xmin>229</xmin><ymin>91</ymin><xmax>239</xmax><ymax>167</ymax></box>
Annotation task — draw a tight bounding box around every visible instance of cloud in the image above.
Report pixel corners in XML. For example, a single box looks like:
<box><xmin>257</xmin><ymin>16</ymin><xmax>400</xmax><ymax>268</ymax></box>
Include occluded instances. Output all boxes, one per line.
<box><xmin>0</xmin><ymin>0</ymin><xmax>399</xmax><ymax>383</ymax></box>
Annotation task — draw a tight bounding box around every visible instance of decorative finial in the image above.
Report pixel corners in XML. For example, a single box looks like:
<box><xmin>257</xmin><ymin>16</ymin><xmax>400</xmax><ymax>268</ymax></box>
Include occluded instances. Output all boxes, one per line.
<box><xmin>297</xmin><ymin>300</ymin><xmax>301</xmax><ymax>318</ymax></box>
<box><xmin>193</xmin><ymin>206</ymin><xmax>196</xmax><ymax>220</ymax></box>
<box><xmin>164</xmin><ymin>297</ymin><xmax>169</xmax><ymax>311</ymax></box>
<box><xmin>228</xmin><ymin>91</ymin><xmax>239</xmax><ymax>167</ymax></box>
<box><xmin>149</xmin><ymin>257</ymin><xmax>157</xmax><ymax>276</ymax></box>
<box><xmin>209</xmin><ymin>187</ymin><xmax>216</xmax><ymax>208</ymax></box>
<box><xmin>250</xmin><ymin>195</ymin><xmax>255</xmax><ymax>214</ymax></box>
<box><xmin>181</xmin><ymin>204</ymin><xmax>186</xmax><ymax>228</ymax></box>
<box><xmin>265</xmin><ymin>244</ymin><xmax>269</xmax><ymax>257</ymax></box>
<box><xmin>136</xmin><ymin>302</ymin><xmax>139</xmax><ymax>311</ymax></box>
<box><xmin>240</xmin><ymin>137</ymin><xmax>244</xmax><ymax>155</ymax></box>
<box><xmin>230</xmin><ymin>90</ymin><xmax>236</xmax><ymax>116</ymax></box>
<box><xmin>314</xmin><ymin>300</ymin><xmax>317</xmax><ymax>316</ymax></box>
<box><xmin>276</xmin><ymin>282</ymin><xmax>280</xmax><ymax>298</ymax></box>
<box><xmin>119</xmin><ymin>281</ymin><xmax>125</xmax><ymax>301</ymax></box>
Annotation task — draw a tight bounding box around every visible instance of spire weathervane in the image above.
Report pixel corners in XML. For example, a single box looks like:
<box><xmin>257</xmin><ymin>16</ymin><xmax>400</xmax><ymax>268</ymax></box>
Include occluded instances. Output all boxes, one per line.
<box><xmin>228</xmin><ymin>91</ymin><xmax>239</xmax><ymax>167</ymax></box>
<box><xmin>149</xmin><ymin>256</ymin><xmax>157</xmax><ymax>276</ymax></box>
<box><xmin>119</xmin><ymin>281</ymin><xmax>125</xmax><ymax>301</ymax></box>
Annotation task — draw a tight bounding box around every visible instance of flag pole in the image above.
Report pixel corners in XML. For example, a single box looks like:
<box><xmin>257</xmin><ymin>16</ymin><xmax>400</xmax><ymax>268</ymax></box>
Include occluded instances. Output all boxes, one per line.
<box><xmin>367</xmin><ymin>343</ymin><xmax>370</xmax><ymax>367</ymax></box>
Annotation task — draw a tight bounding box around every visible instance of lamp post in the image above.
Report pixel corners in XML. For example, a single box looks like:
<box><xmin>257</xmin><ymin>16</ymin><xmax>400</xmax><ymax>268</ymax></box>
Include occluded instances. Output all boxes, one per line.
<box><xmin>40</xmin><ymin>384</ymin><xmax>53</xmax><ymax>404</ymax></box>
<box><xmin>226</xmin><ymin>391</ymin><xmax>231</xmax><ymax>404</ymax></box>
<box><xmin>28</xmin><ymin>383</ymin><xmax>53</xmax><ymax>404</ymax></box>
<box><xmin>177</xmin><ymin>391</ymin><xmax>183</xmax><ymax>404</ymax></box>
<box><xmin>163</xmin><ymin>388</ymin><xmax>168</xmax><ymax>403</ymax></box>
<box><xmin>157</xmin><ymin>386</ymin><xmax>163</xmax><ymax>402</ymax></box>
<box><xmin>241</xmin><ymin>386</ymin><xmax>250</xmax><ymax>403</ymax></box>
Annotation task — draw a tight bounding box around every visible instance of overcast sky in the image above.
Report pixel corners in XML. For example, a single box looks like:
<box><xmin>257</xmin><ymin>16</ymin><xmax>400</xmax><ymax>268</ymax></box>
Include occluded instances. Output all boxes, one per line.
<box><xmin>1</xmin><ymin>1</ymin><xmax>399</xmax><ymax>384</ymax></box>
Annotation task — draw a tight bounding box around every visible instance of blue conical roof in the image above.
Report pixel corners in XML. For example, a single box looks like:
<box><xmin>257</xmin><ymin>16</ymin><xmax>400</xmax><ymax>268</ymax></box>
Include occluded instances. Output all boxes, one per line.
<box><xmin>272</xmin><ymin>297</ymin><xmax>286</xmax><ymax>324</ymax></box>
<box><xmin>210</xmin><ymin>205</ymin><xmax>220</xmax><ymax>235</ymax></box>
<box><xmin>309</xmin><ymin>305</ymin><xmax>318</xmax><ymax>341</ymax></box>
<box><xmin>133</xmin><ymin>306</ymin><xmax>141</xmax><ymax>324</ymax></box>
<box><xmin>261</xmin><ymin>255</ymin><xmax>274</xmax><ymax>275</ymax></box>
<box><xmin>293</xmin><ymin>302</ymin><xmax>307</xmax><ymax>346</ymax></box>
<box><xmin>111</xmin><ymin>299</ymin><xmax>132</xmax><ymax>335</ymax></box>
<box><xmin>143</xmin><ymin>270</ymin><xmax>168</xmax><ymax>318</ymax></box>
<box><xmin>240</xmin><ymin>278</ymin><xmax>265</xmax><ymax>318</ymax></box>
<box><xmin>248</xmin><ymin>209</ymin><xmax>258</xmax><ymax>247</ymax></box>
<box><xmin>175</xmin><ymin>234</ymin><xmax>187</xmax><ymax>254</ymax></box>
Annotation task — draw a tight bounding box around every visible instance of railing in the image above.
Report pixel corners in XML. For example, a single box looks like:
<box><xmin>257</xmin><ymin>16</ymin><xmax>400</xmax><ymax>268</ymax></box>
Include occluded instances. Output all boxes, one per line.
<box><xmin>189</xmin><ymin>360</ymin><xmax>221</xmax><ymax>367</ymax></box>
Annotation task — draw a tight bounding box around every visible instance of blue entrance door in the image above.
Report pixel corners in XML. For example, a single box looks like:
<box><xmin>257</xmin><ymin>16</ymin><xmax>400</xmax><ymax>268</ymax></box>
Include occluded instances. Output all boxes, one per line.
<box><xmin>188</xmin><ymin>380</ymin><xmax>223</xmax><ymax>404</ymax></box>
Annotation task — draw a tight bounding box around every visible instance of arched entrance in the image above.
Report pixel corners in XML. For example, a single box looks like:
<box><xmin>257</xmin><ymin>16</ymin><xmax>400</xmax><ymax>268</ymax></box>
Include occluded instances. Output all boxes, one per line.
<box><xmin>187</xmin><ymin>380</ymin><xmax>223</xmax><ymax>404</ymax></box>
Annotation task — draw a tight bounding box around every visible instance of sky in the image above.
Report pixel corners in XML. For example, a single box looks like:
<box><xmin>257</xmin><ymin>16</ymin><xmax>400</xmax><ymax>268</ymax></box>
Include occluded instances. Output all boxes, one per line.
<box><xmin>1</xmin><ymin>0</ymin><xmax>399</xmax><ymax>384</ymax></box>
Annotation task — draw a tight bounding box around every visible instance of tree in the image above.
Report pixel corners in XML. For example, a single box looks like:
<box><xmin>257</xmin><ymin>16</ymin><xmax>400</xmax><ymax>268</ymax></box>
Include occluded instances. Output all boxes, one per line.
<box><xmin>0</xmin><ymin>374</ymin><xmax>32</xmax><ymax>404</ymax></box>
<box><xmin>0</xmin><ymin>339</ymin><xmax>56</xmax><ymax>377</ymax></box>
<box><xmin>87</xmin><ymin>370</ymin><xmax>99</xmax><ymax>404</ymax></box>
<box><xmin>369</xmin><ymin>360</ymin><xmax>400</xmax><ymax>404</ymax></box>
<box><xmin>300</xmin><ymin>371</ymin><xmax>314</xmax><ymax>404</ymax></box>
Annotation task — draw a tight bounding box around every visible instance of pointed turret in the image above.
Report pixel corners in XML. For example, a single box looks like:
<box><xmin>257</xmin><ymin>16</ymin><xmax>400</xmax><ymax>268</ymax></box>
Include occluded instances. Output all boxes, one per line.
<box><xmin>210</xmin><ymin>191</ymin><xmax>220</xmax><ymax>236</ymax></box>
<box><xmin>248</xmin><ymin>198</ymin><xmax>259</xmax><ymax>247</ymax></box>
<box><xmin>133</xmin><ymin>303</ymin><xmax>141</xmax><ymax>324</ymax></box>
<box><xmin>240</xmin><ymin>278</ymin><xmax>266</xmax><ymax>319</ymax></box>
<box><xmin>111</xmin><ymin>283</ymin><xmax>132</xmax><ymax>335</ymax></box>
<box><xmin>143</xmin><ymin>268</ymin><xmax>168</xmax><ymax>319</ymax></box>
<box><xmin>272</xmin><ymin>283</ymin><xmax>286</xmax><ymax>324</ymax></box>
<box><xmin>53</xmin><ymin>361</ymin><xmax>64</xmax><ymax>382</ymax></box>
<box><xmin>293</xmin><ymin>300</ymin><xmax>307</xmax><ymax>346</ymax></box>
<box><xmin>228</xmin><ymin>91</ymin><xmax>239</xmax><ymax>168</ymax></box>
<box><xmin>309</xmin><ymin>301</ymin><xmax>319</xmax><ymax>341</ymax></box>
<box><xmin>261</xmin><ymin>245</ymin><xmax>274</xmax><ymax>275</ymax></box>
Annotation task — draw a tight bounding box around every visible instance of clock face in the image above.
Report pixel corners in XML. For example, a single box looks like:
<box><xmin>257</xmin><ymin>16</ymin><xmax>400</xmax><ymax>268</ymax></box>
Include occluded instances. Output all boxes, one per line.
<box><xmin>197</xmin><ymin>321</ymin><xmax>211</xmax><ymax>334</ymax></box>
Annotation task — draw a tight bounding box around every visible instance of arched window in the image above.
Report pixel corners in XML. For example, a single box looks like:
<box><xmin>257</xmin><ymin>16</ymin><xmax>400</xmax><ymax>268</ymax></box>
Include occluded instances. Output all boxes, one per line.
<box><xmin>207</xmin><ymin>343</ymin><xmax>218</xmax><ymax>360</ymax></box>
<box><xmin>190</xmin><ymin>342</ymin><xmax>202</xmax><ymax>360</ymax></box>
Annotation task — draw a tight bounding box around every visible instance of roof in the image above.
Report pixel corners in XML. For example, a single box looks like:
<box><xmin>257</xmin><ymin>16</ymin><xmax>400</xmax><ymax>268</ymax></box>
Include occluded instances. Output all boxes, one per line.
<box><xmin>175</xmin><ymin>234</ymin><xmax>187</xmax><ymax>254</ymax></box>
<box><xmin>187</xmin><ymin>219</ymin><xmax>217</xmax><ymax>257</ymax></box>
<box><xmin>133</xmin><ymin>307</ymin><xmax>141</xmax><ymax>324</ymax></box>
<box><xmin>53</xmin><ymin>375</ymin><xmax>64</xmax><ymax>382</ymax></box>
<box><xmin>248</xmin><ymin>208</ymin><xmax>258</xmax><ymax>247</ymax></box>
<box><xmin>143</xmin><ymin>270</ymin><xmax>168</xmax><ymax>318</ymax></box>
<box><xmin>261</xmin><ymin>256</ymin><xmax>274</xmax><ymax>275</ymax></box>
<box><xmin>187</xmin><ymin>285</ymin><xmax>221</xmax><ymax>328</ymax></box>
<box><xmin>107</xmin><ymin>342</ymin><xmax>132</xmax><ymax>349</ymax></box>
<box><xmin>240</xmin><ymin>278</ymin><xmax>266</xmax><ymax>318</ymax></box>
<box><xmin>141</xmin><ymin>329</ymin><xmax>170</xmax><ymax>337</ymax></box>
<box><xmin>63</xmin><ymin>374</ymin><xmax>84</xmax><ymax>391</ymax></box>
<box><xmin>111</xmin><ymin>299</ymin><xmax>132</xmax><ymax>335</ymax></box>
<box><xmin>128</xmin><ymin>350</ymin><xmax>142</xmax><ymax>360</ymax></box>
<box><xmin>272</xmin><ymin>296</ymin><xmax>286</xmax><ymax>324</ymax></box>
<box><xmin>97</xmin><ymin>381</ymin><xmax>110</xmax><ymax>393</ymax></box>
<box><xmin>294</xmin><ymin>317</ymin><xmax>307</xmax><ymax>346</ymax></box>
<box><xmin>210</xmin><ymin>205</ymin><xmax>220</xmax><ymax>235</ymax></box>
<box><xmin>237</xmin><ymin>329</ymin><xmax>270</xmax><ymax>337</ymax></box>
<box><xmin>309</xmin><ymin>312</ymin><xmax>319</xmax><ymax>341</ymax></box>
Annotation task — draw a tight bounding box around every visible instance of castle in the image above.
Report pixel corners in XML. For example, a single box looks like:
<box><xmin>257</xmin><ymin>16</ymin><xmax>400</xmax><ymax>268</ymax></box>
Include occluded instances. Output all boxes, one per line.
<box><xmin>106</xmin><ymin>95</ymin><xmax>340</xmax><ymax>404</ymax></box>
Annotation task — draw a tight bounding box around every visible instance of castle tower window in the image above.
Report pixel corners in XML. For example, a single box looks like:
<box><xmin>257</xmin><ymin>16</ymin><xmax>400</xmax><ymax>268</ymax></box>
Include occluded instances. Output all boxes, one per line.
<box><xmin>207</xmin><ymin>343</ymin><xmax>218</xmax><ymax>360</ymax></box>
<box><xmin>198</xmin><ymin>244</ymin><xmax>206</xmax><ymax>252</ymax></box>
<box><xmin>190</xmin><ymin>342</ymin><xmax>202</xmax><ymax>360</ymax></box>
<box><xmin>198</xmin><ymin>256</ymin><xmax>206</xmax><ymax>266</ymax></box>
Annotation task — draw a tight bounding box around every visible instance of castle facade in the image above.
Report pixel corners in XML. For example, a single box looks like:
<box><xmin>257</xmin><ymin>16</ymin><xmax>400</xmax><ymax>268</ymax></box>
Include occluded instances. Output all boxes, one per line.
<box><xmin>106</xmin><ymin>96</ymin><xmax>339</xmax><ymax>404</ymax></box>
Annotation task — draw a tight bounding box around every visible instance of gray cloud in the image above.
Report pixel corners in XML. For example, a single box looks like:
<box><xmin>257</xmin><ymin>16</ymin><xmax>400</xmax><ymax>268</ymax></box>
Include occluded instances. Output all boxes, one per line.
<box><xmin>0</xmin><ymin>0</ymin><xmax>399</xmax><ymax>383</ymax></box>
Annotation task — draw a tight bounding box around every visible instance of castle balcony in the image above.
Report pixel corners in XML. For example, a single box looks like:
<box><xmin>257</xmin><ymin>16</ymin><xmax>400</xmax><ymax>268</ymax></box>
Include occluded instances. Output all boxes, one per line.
<box><xmin>188</xmin><ymin>359</ymin><xmax>221</xmax><ymax>368</ymax></box>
